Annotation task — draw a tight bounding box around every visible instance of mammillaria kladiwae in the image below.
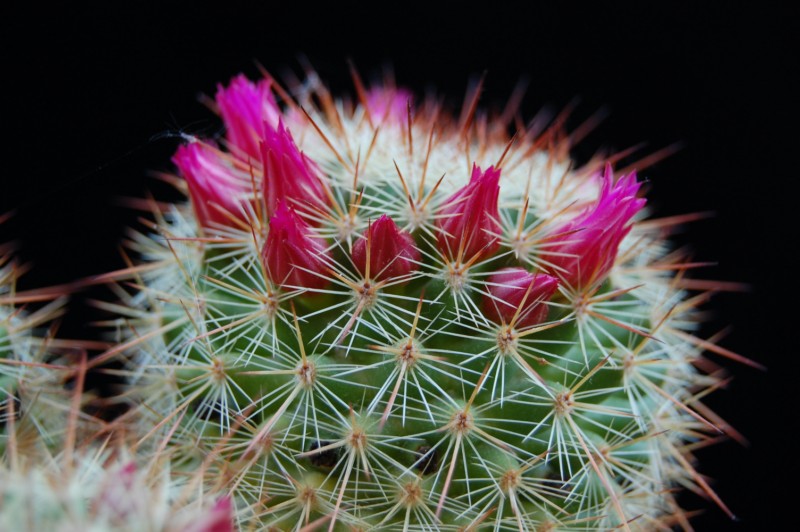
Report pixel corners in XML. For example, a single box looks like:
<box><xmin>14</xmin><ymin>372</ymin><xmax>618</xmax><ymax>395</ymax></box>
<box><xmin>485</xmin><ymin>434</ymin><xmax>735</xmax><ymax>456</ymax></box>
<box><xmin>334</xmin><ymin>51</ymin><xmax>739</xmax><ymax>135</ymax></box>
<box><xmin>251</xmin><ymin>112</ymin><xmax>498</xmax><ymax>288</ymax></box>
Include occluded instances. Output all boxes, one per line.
<box><xmin>99</xmin><ymin>71</ymin><xmax>754</xmax><ymax>530</ymax></box>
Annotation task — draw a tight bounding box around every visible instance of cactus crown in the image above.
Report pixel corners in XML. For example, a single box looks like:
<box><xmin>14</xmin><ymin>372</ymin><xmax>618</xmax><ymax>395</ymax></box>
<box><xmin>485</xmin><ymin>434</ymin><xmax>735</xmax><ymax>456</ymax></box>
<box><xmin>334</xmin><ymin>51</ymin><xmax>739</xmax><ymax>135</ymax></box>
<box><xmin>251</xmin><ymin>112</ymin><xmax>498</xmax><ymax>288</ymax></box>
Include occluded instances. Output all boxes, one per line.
<box><xmin>102</xmin><ymin>72</ymin><xmax>741</xmax><ymax>531</ymax></box>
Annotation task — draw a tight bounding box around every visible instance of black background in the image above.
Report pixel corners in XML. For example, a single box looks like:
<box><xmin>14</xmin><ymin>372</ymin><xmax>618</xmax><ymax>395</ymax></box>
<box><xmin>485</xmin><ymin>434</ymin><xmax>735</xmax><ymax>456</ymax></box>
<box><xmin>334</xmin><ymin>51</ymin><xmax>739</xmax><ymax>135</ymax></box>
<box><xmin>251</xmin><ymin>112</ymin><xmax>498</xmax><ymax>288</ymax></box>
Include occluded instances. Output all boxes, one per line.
<box><xmin>1</xmin><ymin>4</ymin><xmax>793</xmax><ymax>529</ymax></box>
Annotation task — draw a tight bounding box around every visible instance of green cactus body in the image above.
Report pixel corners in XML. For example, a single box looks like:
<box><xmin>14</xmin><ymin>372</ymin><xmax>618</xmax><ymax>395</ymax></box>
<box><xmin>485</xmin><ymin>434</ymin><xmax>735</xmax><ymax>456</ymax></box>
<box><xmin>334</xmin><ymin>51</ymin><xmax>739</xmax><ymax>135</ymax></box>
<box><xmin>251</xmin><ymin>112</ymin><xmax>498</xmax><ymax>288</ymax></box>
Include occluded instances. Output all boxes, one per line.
<box><xmin>112</xmin><ymin>74</ymin><xmax>734</xmax><ymax>530</ymax></box>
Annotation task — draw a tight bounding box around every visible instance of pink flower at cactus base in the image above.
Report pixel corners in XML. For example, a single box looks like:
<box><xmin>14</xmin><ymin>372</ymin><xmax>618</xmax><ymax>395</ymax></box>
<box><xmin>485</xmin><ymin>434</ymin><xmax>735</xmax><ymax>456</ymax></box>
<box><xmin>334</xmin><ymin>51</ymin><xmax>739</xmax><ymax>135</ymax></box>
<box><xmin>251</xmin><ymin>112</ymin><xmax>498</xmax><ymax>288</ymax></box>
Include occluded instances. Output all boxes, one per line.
<box><xmin>351</xmin><ymin>214</ymin><xmax>420</xmax><ymax>281</ymax></box>
<box><xmin>263</xmin><ymin>201</ymin><xmax>331</xmax><ymax>290</ymax></box>
<box><xmin>216</xmin><ymin>74</ymin><xmax>281</xmax><ymax>161</ymax></box>
<box><xmin>261</xmin><ymin>120</ymin><xmax>330</xmax><ymax>219</ymax></box>
<box><xmin>436</xmin><ymin>164</ymin><xmax>502</xmax><ymax>261</ymax></box>
<box><xmin>545</xmin><ymin>164</ymin><xmax>646</xmax><ymax>289</ymax></box>
<box><xmin>184</xmin><ymin>497</ymin><xmax>234</xmax><ymax>532</ymax></box>
<box><xmin>93</xmin><ymin>461</ymin><xmax>138</xmax><ymax>522</ymax></box>
<box><xmin>173</xmin><ymin>141</ymin><xmax>253</xmax><ymax>228</ymax></box>
<box><xmin>483</xmin><ymin>268</ymin><xmax>559</xmax><ymax>328</ymax></box>
<box><xmin>365</xmin><ymin>87</ymin><xmax>414</xmax><ymax>125</ymax></box>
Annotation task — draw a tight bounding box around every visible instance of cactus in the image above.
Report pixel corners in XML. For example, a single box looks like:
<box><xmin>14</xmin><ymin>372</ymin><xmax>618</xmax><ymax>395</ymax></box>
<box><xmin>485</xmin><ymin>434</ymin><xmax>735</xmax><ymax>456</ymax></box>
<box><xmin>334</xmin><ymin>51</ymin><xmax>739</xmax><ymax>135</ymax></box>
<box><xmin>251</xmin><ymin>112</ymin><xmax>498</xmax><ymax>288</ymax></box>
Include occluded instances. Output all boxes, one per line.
<box><xmin>1</xmin><ymin>405</ymin><xmax>233</xmax><ymax>532</ymax></box>
<box><xmin>101</xmin><ymin>72</ymin><xmax>750</xmax><ymax>530</ymax></box>
<box><xmin>1</xmin><ymin>423</ymin><xmax>234</xmax><ymax>532</ymax></box>
<box><xmin>1</xmin><ymin>225</ymin><xmax>73</xmax><ymax>460</ymax></box>
<box><xmin>0</xmin><ymin>224</ymin><xmax>233</xmax><ymax>530</ymax></box>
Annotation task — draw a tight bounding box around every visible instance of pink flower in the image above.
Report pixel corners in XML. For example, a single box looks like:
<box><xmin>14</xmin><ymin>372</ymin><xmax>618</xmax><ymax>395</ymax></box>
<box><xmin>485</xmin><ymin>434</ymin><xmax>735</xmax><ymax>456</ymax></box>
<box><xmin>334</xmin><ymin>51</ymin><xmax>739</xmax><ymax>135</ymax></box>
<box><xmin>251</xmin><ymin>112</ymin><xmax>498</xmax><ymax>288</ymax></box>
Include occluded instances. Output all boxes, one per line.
<box><xmin>184</xmin><ymin>497</ymin><xmax>234</xmax><ymax>532</ymax></box>
<box><xmin>93</xmin><ymin>461</ymin><xmax>138</xmax><ymax>521</ymax></box>
<box><xmin>261</xmin><ymin>120</ymin><xmax>330</xmax><ymax>219</ymax></box>
<box><xmin>365</xmin><ymin>87</ymin><xmax>413</xmax><ymax>124</ymax></box>
<box><xmin>262</xmin><ymin>201</ymin><xmax>331</xmax><ymax>290</ymax></box>
<box><xmin>436</xmin><ymin>164</ymin><xmax>502</xmax><ymax>261</ymax></box>
<box><xmin>173</xmin><ymin>141</ymin><xmax>253</xmax><ymax>228</ymax></box>
<box><xmin>216</xmin><ymin>74</ymin><xmax>280</xmax><ymax>160</ymax></box>
<box><xmin>483</xmin><ymin>268</ymin><xmax>559</xmax><ymax>328</ymax></box>
<box><xmin>351</xmin><ymin>215</ymin><xmax>420</xmax><ymax>281</ymax></box>
<box><xmin>545</xmin><ymin>164</ymin><xmax>646</xmax><ymax>289</ymax></box>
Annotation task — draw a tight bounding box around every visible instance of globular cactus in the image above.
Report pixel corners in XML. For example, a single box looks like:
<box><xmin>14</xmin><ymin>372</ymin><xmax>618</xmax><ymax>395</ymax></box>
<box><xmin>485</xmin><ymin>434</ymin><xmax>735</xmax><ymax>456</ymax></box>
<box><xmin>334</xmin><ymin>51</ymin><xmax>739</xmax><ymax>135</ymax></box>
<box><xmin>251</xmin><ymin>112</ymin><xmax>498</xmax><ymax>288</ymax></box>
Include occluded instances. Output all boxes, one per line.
<box><xmin>0</xmin><ymin>227</ymin><xmax>232</xmax><ymax>530</ymax></box>
<box><xmin>1</xmin><ymin>435</ymin><xmax>236</xmax><ymax>532</ymax></box>
<box><xmin>0</xmin><ymin>225</ymin><xmax>74</xmax><ymax>460</ymax></box>
<box><xmin>104</xmin><ymin>72</ymin><xmax>748</xmax><ymax>530</ymax></box>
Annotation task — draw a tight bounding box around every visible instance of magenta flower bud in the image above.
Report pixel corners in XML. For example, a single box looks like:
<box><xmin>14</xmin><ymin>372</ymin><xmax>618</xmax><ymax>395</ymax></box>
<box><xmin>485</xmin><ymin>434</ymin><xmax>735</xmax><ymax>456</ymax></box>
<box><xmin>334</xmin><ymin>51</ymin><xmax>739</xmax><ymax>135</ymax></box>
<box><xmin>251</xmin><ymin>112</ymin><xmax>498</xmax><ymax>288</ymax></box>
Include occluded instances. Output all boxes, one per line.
<box><xmin>436</xmin><ymin>164</ymin><xmax>502</xmax><ymax>261</ymax></box>
<box><xmin>351</xmin><ymin>215</ymin><xmax>421</xmax><ymax>281</ymax></box>
<box><xmin>216</xmin><ymin>74</ymin><xmax>281</xmax><ymax>160</ymax></box>
<box><xmin>173</xmin><ymin>141</ymin><xmax>252</xmax><ymax>228</ymax></box>
<box><xmin>483</xmin><ymin>268</ymin><xmax>559</xmax><ymax>328</ymax></box>
<box><xmin>366</xmin><ymin>86</ymin><xmax>413</xmax><ymax>124</ymax></box>
<box><xmin>184</xmin><ymin>497</ymin><xmax>234</xmax><ymax>532</ymax></box>
<box><xmin>546</xmin><ymin>164</ymin><xmax>646</xmax><ymax>289</ymax></box>
<box><xmin>261</xmin><ymin>120</ymin><xmax>330</xmax><ymax>218</ymax></box>
<box><xmin>263</xmin><ymin>201</ymin><xmax>331</xmax><ymax>290</ymax></box>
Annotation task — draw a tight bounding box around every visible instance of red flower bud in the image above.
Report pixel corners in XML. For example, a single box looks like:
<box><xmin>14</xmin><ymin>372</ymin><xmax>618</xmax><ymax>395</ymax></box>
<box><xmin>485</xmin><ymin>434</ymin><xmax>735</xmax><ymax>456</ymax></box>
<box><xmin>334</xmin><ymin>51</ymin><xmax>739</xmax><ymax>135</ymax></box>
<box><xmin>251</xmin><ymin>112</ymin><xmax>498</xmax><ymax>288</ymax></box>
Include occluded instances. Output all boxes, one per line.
<box><xmin>261</xmin><ymin>121</ymin><xmax>330</xmax><ymax>219</ymax></box>
<box><xmin>351</xmin><ymin>215</ymin><xmax>420</xmax><ymax>281</ymax></box>
<box><xmin>365</xmin><ymin>87</ymin><xmax>413</xmax><ymax>125</ymax></box>
<box><xmin>173</xmin><ymin>142</ymin><xmax>252</xmax><ymax>228</ymax></box>
<box><xmin>436</xmin><ymin>164</ymin><xmax>502</xmax><ymax>261</ymax></box>
<box><xmin>262</xmin><ymin>202</ymin><xmax>331</xmax><ymax>290</ymax></box>
<box><xmin>483</xmin><ymin>268</ymin><xmax>559</xmax><ymax>328</ymax></box>
<box><xmin>545</xmin><ymin>164</ymin><xmax>646</xmax><ymax>289</ymax></box>
<box><xmin>215</xmin><ymin>74</ymin><xmax>280</xmax><ymax>161</ymax></box>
